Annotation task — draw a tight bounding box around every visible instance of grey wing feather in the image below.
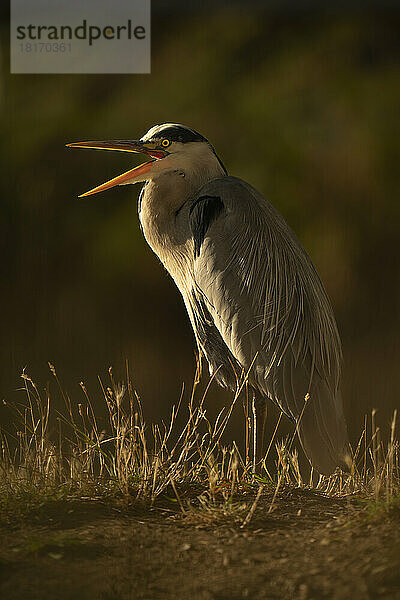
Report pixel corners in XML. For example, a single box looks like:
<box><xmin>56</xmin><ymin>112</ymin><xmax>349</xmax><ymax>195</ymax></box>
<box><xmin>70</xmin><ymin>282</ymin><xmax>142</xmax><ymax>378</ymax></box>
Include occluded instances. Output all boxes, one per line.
<box><xmin>187</xmin><ymin>176</ymin><xmax>349</xmax><ymax>474</ymax></box>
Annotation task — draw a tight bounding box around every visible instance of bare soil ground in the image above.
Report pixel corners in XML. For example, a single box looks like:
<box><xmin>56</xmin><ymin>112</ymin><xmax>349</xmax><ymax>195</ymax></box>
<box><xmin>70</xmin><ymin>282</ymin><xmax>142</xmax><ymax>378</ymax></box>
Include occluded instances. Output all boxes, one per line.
<box><xmin>1</xmin><ymin>489</ymin><xmax>399</xmax><ymax>600</ymax></box>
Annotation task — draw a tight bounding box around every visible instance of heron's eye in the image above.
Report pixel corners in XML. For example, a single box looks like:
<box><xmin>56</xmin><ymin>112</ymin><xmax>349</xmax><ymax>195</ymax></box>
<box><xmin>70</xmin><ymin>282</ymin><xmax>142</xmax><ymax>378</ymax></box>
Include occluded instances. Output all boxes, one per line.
<box><xmin>161</xmin><ymin>139</ymin><xmax>171</xmax><ymax>147</ymax></box>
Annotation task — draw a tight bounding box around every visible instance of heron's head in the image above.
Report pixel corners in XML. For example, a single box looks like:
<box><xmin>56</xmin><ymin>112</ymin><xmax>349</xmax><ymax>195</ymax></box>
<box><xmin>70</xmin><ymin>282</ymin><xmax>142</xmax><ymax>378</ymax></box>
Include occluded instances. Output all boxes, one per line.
<box><xmin>67</xmin><ymin>123</ymin><xmax>226</xmax><ymax>197</ymax></box>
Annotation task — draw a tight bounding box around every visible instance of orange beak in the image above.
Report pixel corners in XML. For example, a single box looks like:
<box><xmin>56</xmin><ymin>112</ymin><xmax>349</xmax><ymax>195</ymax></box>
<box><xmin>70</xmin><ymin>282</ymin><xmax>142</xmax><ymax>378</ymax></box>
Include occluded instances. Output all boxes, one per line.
<box><xmin>66</xmin><ymin>139</ymin><xmax>168</xmax><ymax>197</ymax></box>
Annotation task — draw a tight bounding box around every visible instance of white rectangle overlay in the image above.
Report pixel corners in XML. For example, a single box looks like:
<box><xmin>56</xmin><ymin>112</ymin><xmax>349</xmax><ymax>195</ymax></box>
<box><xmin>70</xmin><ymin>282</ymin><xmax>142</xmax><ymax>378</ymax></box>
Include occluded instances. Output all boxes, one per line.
<box><xmin>10</xmin><ymin>0</ymin><xmax>150</xmax><ymax>74</ymax></box>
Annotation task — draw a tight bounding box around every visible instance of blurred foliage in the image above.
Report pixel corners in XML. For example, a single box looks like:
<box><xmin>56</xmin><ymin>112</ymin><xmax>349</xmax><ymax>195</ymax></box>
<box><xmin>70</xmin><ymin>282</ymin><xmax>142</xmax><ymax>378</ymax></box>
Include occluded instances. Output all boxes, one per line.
<box><xmin>1</xmin><ymin>6</ymin><xmax>399</xmax><ymax>442</ymax></box>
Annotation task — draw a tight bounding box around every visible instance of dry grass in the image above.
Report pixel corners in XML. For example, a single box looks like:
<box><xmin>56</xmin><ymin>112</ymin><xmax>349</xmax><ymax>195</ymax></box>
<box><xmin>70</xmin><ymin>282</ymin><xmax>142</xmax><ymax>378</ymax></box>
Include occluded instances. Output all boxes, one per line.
<box><xmin>0</xmin><ymin>362</ymin><xmax>399</xmax><ymax>524</ymax></box>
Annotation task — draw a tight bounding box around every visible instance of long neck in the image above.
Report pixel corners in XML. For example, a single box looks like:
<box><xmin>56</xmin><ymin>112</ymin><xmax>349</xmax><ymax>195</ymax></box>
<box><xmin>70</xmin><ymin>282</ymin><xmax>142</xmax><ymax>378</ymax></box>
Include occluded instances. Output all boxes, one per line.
<box><xmin>139</xmin><ymin>150</ymin><xmax>226</xmax><ymax>264</ymax></box>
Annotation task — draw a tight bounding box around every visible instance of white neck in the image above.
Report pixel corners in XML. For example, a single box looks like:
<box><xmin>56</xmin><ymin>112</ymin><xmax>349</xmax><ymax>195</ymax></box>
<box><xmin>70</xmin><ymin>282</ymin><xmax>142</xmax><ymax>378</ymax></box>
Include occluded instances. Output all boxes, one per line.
<box><xmin>150</xmin><ymin>142</ymin><xmax>225</xmax><ymax>191</ymax></box>
<box><xmin>138</xmin><ymin>143</ymin><xmax>225</xmax><ymax>267</ymax></box>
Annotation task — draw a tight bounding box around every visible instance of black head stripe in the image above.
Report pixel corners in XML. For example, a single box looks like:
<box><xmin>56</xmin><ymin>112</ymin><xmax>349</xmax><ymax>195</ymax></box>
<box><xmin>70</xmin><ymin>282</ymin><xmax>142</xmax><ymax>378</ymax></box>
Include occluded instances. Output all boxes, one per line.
<box><xmin>149</xmin><ymin>124</ymin><xmax>227</xmax><ymax>175</ymax></box>
<box><xmin>152</xmin><ymin>125</ymin><xmax>208</xmax><ymax>144</ymax></box>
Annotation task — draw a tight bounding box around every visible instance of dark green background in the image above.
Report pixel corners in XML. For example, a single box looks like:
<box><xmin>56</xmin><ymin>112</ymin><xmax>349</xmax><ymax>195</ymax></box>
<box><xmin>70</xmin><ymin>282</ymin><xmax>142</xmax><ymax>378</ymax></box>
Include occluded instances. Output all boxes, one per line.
<box><xmin>2</xmin><ymin>3</ymin><xmax>399</xmax><ymax>449</ymax></box>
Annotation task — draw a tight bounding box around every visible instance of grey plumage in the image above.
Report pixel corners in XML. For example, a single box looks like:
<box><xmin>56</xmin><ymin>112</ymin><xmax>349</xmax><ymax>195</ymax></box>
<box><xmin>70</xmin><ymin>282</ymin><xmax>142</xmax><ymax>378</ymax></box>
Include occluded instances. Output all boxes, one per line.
<box><xmin>68</xmin><ymin>122</ymin><xmax>350</xmax><ymax>475</ymax></box>
<box><xmin>183</xmin><ymin>177</ymin><xmax>348</xmax><ymax>474</ymax></box>
<box><xmin>189</xmin><ymin>195</ymin><xmax>224</xmax><ymax>257</ymax></box>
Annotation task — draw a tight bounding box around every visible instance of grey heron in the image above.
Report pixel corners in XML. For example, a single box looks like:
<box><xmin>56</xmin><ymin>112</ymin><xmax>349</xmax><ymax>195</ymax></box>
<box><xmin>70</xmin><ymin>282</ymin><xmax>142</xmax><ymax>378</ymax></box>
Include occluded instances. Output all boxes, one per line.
<box><xmin>67</xmin><ymin>123</ymin><xmax>350</xmax><ymax>475</ymax></box>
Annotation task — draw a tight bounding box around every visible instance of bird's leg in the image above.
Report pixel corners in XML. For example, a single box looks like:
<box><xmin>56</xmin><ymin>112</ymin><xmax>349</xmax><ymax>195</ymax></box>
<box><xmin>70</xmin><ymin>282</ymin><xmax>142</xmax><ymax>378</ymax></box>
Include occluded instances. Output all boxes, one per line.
<box><xmin>251</xmin><ymin>391</ymin><xmax>267</xmax><ymax>477</ymax></box>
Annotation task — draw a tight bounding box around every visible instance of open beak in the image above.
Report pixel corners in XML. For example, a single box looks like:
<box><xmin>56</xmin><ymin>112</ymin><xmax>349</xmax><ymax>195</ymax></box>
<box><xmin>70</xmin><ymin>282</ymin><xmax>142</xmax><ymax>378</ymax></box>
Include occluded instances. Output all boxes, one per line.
<box><xmin>66</xmin><ymin>140</ymin><xmax>168</xmax><ymax>197</ymax></box>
